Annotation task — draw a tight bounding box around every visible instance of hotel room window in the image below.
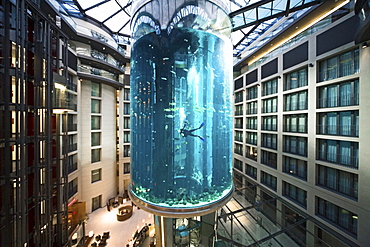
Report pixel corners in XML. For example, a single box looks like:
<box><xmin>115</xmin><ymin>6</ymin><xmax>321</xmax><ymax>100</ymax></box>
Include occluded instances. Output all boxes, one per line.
<box><xmin>234</xmin><ymin>143</ymin><xmax>243</xmax><ymax>155</ymax></box>
<box><xmin>245</xmin><ymin>163</ymin><xmax>257</xmax><ymax>180</ymax></box>
<box><xmin>246</xmin><ymin>117</ymin><xmax>258</xmax><ymax>130</ymax></box>
<box><xmin>68</xmin><ymin>154</ymin><xmax>78</xmax><ymax>174</ymax></box>
<box><xmin>317</xmin><ymin>111</ymin><xmax>359</xmax><ymax>137</ymax></box>
<box><xmin>123</xmin><ymin>117</ymin><xmax>130</xmax><ymax>129</ymax></box>
<box><xmin>316</xmin><ymin>197</ymin><xmax>358</xmax><ymax>236</ymax></box>
<box><xmin>91</xmin><ymin>168</ymin><xmax>102</xmax><ymax>183</ymax></box>
<box><xmin>92</xmin><ymin>195</ymin><xmax>102</xmax><ymax>212</ymax></box>
<box><xmin>261</xmin><ymin>150</ymin><xmax>277</xmax><ymax>169</ymax></box>
<box><xmin>124</xmin><ymin>163</ymin><xmax>130</xmax><ymax>174</ymax></box>
<box><xmin>262</xmin><ymin>78</ymin><xmax>278</xmax><ymax>96</ymax></box>
<box><xmin>91</xmin><ymin>116</ymin><xmax>101</xmax><ymax>130</ymax></box>
<box><xmin>318</xmin><ymin>80</ymin><xmax>359</xmax><ymax>108</ymax></box>
<box><xmin>261</xmin><ymin>133</ymin><xmax>277</xmax><ymax>150</ymax></box>
<box><xmin>91</xmin><ymin>81</ymin><xmax>101</xmax><ymax>97</ymax></box>
<box><xmin>319</xmin><ymin>48</ymin><xmax>359</xmax><ymax>82</ymax></box>
<box><xmin>123</xmin><ymin>103</ymin><xmax>130</xmax><ymax>115</ymax></box>
<box><xmin>284</xmin><ymin>114</ymin><xmax>307</xmax><ymax>133</ymax></box>
<box><xmin>124</xmin><ymin>88</ymin><xmax>130</xmax><ymax>100</ymax></box>
<box><xmin>245</xmin><ymin>145</ymin><xmax>258</xmax><ymax>161</ymax></box>
<box><xmin>91</xmin><ymin>132</ymin><xmax>101</xmax><ymax>146</ymax></box>
<box><xmin>234</xmin><ymin>131</ymin><xmax>243</xmax><ymax>142</ymax></box>
<box><xmin>235</xmin><ymin>90</ymin><xmax>244</xmax><ymax>103</ymax></box>
<box><xmin>283</xmin><ymin>181</ymin><xmax>307</xmax><ymax>208</ymax></box>
<box><xmin>261</xmin><ymin>171</ymin><xmax>277</xmax><ymax>191</ymax></box>
<box><xmin>124</xmin><ymin>131</ymin><xmax>131</xmax><ymax>143</ymax></box>
<box><xmin>262</xmin><ymin>97</ymin><xmax>277</xmax><ymax>113</ymax></box>
<box><xmin>283</xmin><ymin>156</ymin><xmax>307</xmax><ymax>180</ymax></box>
<box><xmin>234</xmin><ymin>159</ymin><xmax>243</xmax><ymax>172</ymax></box>
<box><xmin>235</xmin><ymin>104</ymin><xmax>243</xmax><ymax>116</ymax></box>
<box><xmin>262</xmin><ymin>115</ymin><xmax>277</xmax><ymax>131</ymax></box>
<box><xmin>317</xmin><ymin>164</ymin><xmax>358</xmax><ymax>199</ymax></box>
<box><xmin>284</xmin><ymin>91</ymin><xmax>307</xmax><ymax>111</ymax></box>
<box><xmin>246</xmin><ymin>101</ymin><xmax>258</xmax><ymax>115</ymax></box>
<box><xmin>68</xmin><ymin>178</ymin><xmax>78</xmax><ymax>198</ymax></box>
<box><xmin>246</xmin><ymin>86</ymin><xmax>258</xmax><ymax>100</ymax></box>
<box><xmin>284</xmin><ymin>67</ymin><xmax>307</xmax><ymax>91</ymax></box>
<box><xmin>246</xmin><ymin>132</ymin><xmax>257</xmax><ymax>145</ymax></box>
<box><xmin>123</xmin><ymin>145</ymin><xmax>130</xmax><ymax>157</ymax></box>
<box><xmin>317</xmin><ymin>139</ymin><xmax>358</xmax><ymax>169</ymax></box>
<box><xmin>235</xmin><ymin>118</ymin><xmax>243</xmax><ymax>129</ymax></box>
<box><xmin>91</xmin><ymin>148</ymin><xmax>101</xmax><ymax>163</ymax></box>
<box><xmin>91</xmin><ymin>99</ymin><xmax>101</xmax><ymax>113</ymax></box>
<box><xmin>283</xmin><ymin>136</ymin><xmax>307</xmax><ymax>156</ymax></box>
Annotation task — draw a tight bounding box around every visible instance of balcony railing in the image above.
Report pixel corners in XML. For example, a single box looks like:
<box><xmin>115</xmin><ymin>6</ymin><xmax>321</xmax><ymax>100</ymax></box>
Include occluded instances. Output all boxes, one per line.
<box><xmin>234</xmin><ymin>136</ymin><xmax>243</xmax><ymax>142</ymax></box>
<box><xmin>261</xmin><ymin>159</ymin><xmax>277</xmax><ymax>169</ymax></box>
<box><xmin>262</xmin><ymin>124</ymin><xmax>278</xmax><ymax>131</ymax></box>
<box><xmin>317</xmin><ymin>124</ymin><xmax>358</xmax><ymax>137</ymax></box>
<box><xmin>246</xmin><ymin>124</ymin><xmax>258</xmax><ymax>130</ymax></box>
<box><xmin>68</xmin><ymin>162</ymin><xmax>78</xmax><ymax>174</ymax></box>
<box><xmin>317</xmin><ymin>95</ymin><xmax>359</xmax><ymax>108</ymax></box>
<box><xmin>283</xmin><ymin>145</ymin><xmax>307</xmax><ymax>157</ymax></box>
<box><xmin>283</xmin><ymin>124</ymin><xmax>307</xmax><ymax>133</ymax></box>
<box><xmin>68</xmin><ymin>186</ymin><xmax>78</xmax><ymax>198</ymax></box>
<box><xmin>317</xmin><ymin>151</ymin><xmax>358</xmax><ymax>169</ymax></box>
<box><xmin>67</xmin><ymin>143</ymin><xmax>77</xmax><ymax>153</ymax></box>
<box><xmin>78</xmin><ymin>65</ymin><xmax>123</xmax><ymax>83</ymax></box>
<box><xmin>235</xmin><ymin>110</ymin><xmax>243</xmax><ymax>116</ymax></box>
<box><xmin>234</xmin><ymin>123</ymin><xmax>243</xmax><ymax>129</ymax></box>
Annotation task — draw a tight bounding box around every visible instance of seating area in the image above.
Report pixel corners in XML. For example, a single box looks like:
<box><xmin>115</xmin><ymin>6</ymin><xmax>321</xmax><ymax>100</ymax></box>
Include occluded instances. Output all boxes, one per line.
<box><xmin>132</xmin><ymin>225</ymin><xmax>149</xmax><ymax>247</ymax></box>
<box><xmin>106</xmin><ymin>196</ymin><xmax>128</xmax><ymax>211</ymax></box>
<box><xmin>90</xmin><ymin>232</ymin><xmax>110</xmax><ymax>247</ymax></box>
<box><xmin>116</xmin><ymin>205</ymin><xmax>133</xmax><ymax>221</ymax></box>
<box><xmin>85</xmin><ymin>203</ymin><xmax>154</xmax><ymax>247</ymax></box>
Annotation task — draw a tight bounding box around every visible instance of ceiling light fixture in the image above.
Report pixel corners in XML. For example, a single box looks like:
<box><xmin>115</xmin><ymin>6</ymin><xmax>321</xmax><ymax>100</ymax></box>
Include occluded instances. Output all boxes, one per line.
<box><xmin>247</xmin><ymin>0</ymin><xmax>350</xmax><ymax>66</ymax></box>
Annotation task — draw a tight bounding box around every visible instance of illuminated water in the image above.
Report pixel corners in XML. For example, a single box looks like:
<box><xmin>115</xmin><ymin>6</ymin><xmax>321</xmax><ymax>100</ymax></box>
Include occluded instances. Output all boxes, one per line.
<box><xmin>130</xmin><ymin>28</ymin><xmax>233</xmax><ymax>209</ymax></box>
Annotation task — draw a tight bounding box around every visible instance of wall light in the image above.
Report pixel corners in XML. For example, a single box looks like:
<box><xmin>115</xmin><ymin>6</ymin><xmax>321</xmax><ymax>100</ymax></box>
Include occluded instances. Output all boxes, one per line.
<box><xmin>362</xmin><ymin>42</ymin><xmax>368</xmax><ymax>48</ymax></box>
<box><xmin>309</xmin><ymin>63</ymin><xmax>314</xmax><ymax>67</ymax></box>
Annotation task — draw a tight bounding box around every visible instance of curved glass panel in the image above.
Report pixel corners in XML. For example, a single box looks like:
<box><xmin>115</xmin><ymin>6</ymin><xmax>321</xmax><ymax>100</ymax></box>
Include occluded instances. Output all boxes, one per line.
<box><xmin>130</xmin><ymin>0</ymin><xmax>233</xmax><ymax>215</ymax></box>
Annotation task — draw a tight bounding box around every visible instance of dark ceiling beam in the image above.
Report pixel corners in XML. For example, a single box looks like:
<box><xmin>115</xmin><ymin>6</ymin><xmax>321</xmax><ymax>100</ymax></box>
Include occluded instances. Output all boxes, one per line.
<box><xmin>71</xmin><ymin>0</ymin><xmax>86</xmax><ymax>15</ymax></box>
<box><xmin>230</xmin><ymin>0</ymin><xmax>322</xmax><ymax>32</ymax></box>
<box><xmin>233</xmin><ymin>25</ymin><xmax>259</xmax><ymax>49</ymax></box>
<box><xmin>102</xmin><ymin>9</ymin><xmax>122</xmax><ymax>23</ymax></box>
<box><xmin>116</xmin><ymin>19</ymin><xmax>130</xmax><ymax>33</ymax></box>
<box><xmin>229</xmin><ymin>0</ymin><xmax>272</xmax><ymax>17</ymax></box>
<box><xmin>84</xmin><ymin>0</ymin><xmax>111</xmax><ymax>12</ymax></box>
<box><xmin>114</xmin><ymin>0</ymin><xmax>132</xmax><ymax>17</ymax></box>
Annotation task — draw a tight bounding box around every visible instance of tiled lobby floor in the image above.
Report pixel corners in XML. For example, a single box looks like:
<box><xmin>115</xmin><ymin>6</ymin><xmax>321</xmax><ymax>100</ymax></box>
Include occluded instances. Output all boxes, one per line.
<box><xmin>85</xmin><ymin>203</ymin><xmax>155</xmax><ymax>247</ymax></box>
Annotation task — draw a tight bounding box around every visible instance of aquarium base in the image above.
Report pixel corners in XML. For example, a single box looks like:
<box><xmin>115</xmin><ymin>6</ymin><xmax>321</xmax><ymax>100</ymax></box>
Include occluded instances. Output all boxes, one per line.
<box><xmin>128</xmin><ymin>187</ymin><xmax>234</xmax><ymax>218</ymax></box>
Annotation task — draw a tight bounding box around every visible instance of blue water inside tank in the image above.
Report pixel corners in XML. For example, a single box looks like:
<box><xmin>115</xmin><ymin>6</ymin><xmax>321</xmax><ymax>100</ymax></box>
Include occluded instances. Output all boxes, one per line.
<box><xmin>130</xmin><ymin>27</ymin><xmax>233</xmax><ymax>209</ymax></box>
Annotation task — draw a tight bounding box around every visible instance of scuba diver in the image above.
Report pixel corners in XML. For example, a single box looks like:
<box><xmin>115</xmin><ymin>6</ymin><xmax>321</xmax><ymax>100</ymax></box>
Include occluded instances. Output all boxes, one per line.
<box><xmin>180</xmin><ymin>122</ymin><xmax>205</xmax><ymax>141</ymax></box>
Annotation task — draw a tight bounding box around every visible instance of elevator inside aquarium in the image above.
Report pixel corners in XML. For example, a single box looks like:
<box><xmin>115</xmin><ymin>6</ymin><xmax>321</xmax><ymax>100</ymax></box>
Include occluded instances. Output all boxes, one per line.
<box><xmin>129</xmin><ymin>0</ymin><xmax>234</xmax><ymax>217</ymax></box>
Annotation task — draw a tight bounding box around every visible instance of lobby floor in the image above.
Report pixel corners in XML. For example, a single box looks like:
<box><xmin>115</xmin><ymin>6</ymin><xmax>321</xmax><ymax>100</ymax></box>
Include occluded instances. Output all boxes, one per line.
<box><xmin>85</xmin><ymin>203</ymin><xmax>155</xmax><ymax>247</ymax></box>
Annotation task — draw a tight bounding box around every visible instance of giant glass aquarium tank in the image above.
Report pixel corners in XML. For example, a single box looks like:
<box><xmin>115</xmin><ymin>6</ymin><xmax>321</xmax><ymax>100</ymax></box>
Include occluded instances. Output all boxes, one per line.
<box><xmin>129</xmin><ymin>0</ymin><xmax>233</xmax><ymax>217</ymax></box>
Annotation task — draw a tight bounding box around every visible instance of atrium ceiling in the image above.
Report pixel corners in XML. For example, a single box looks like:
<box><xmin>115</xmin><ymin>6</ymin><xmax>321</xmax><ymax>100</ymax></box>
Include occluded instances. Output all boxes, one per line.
<box><xmin>56</xmin><ymin>0</ymin><xmax>323</xmax><ymax>59</ymax></box>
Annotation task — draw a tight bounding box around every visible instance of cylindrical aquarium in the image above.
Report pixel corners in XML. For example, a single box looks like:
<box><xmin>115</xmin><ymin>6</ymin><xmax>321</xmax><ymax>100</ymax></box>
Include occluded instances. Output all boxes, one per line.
<box><xmin>129</xmin><ymin>0</ymin><xmax>233</xmax><ymax>217</ymax></box>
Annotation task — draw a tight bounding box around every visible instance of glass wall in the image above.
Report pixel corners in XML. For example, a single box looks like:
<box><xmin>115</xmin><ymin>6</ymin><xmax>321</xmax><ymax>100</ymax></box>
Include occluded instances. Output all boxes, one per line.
<box><xmin>130</xmin><ymin>0</ymin><xmax>233</xmax><ymax>215</ymax></box>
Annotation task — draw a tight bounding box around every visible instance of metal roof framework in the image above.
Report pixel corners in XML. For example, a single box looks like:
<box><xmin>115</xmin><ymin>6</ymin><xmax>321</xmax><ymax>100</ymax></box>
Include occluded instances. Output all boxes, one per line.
<box><xmin>229</xmin><ymin>0</ymin><xmax>323</xmax><ymax>57</ymax></box>
<box><xmin>55</xmin><ymin>0</ymin><xmax>323</xmax><ymax>56</ymax></box>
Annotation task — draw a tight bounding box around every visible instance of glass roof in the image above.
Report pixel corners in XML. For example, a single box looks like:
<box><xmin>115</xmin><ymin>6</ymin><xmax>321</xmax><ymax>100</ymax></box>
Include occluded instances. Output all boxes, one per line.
<box><xmin>56</xmin><ymin>0</ymin><xmax>319</xmax><ymax>59</ymax></box>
